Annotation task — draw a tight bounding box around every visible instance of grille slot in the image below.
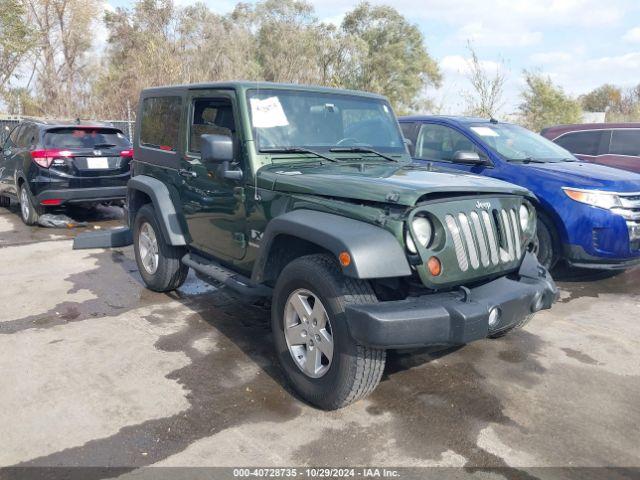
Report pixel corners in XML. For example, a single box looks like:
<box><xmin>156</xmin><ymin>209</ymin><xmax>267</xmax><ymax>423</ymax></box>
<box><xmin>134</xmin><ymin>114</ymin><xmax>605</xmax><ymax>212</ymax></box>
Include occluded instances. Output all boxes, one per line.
<box><xmin>445</xmin><ymin>207</ymin><xmax>523</xmax><ymax>271</ymax></box>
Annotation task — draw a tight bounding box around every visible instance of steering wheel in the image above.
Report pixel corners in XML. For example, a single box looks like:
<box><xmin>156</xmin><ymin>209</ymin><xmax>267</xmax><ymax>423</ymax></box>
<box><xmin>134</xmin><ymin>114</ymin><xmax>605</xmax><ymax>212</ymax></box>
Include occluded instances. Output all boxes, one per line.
<box><xmin>335</xmin><ymin>137</ymin><xmax>360</xmax><ymax>146</ymax></box>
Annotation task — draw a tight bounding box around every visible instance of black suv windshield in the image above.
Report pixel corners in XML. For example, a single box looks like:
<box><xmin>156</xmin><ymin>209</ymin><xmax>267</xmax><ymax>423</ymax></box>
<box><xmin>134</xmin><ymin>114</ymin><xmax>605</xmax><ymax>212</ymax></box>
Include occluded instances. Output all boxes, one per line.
<box><xmin>247</xmin><ymin>89</ymin><xmax>406</xmax><ymax>156</ymax></box>
<box><xmin>44</xmin><ymin>127</ymin><xmax>131</xmax><ymax>149</ymax></box>
<box><xmin>469</xmin><ymin>123</ymin><xmax>575</xmax><ymax>162</ymax></box>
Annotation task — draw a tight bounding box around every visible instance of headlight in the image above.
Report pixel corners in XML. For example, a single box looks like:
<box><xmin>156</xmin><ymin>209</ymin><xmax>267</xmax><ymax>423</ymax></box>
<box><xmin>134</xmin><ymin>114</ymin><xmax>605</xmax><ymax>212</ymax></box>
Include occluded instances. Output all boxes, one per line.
<box><xmin>412</xmin><ymin>216</ymin><xmax>434</xmax><ymax>248</ymax></box>
<box><xmin>405</xmin><ymin>230</ymin><xmax>417</xmax><ymax>254</ymax></box>
<box><xmin>519</xmin><ymin>204</ymin><xmax>530</xmax><ymax>231</ymax></box>
<box><xmin>563</xmin><ymin>188</ymin><xmax>622</xmax><ymax>209</ymax></box>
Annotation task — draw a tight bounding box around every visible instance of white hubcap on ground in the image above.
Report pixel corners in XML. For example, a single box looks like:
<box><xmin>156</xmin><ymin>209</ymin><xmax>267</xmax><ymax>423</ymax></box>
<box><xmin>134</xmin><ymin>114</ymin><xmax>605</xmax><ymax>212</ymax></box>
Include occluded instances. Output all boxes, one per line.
<box><xmin>20</xmin><ymin>188</ymin><xmax>30</xmax><ymax>220</ymax></box>
<box><xmin>138</xmin><ymin>222</ymin><xmax>159</xmax><ymax>274</ymax></box>
<box><xmin>284</xmin><ymin>289</ymin><xmax>334</xmax><ymax>378</ymax></box>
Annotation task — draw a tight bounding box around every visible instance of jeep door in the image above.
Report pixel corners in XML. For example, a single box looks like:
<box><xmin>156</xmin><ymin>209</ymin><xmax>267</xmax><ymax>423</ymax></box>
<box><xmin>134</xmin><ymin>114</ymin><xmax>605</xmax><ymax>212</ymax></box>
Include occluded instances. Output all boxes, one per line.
<box><xmin>179</xmin><ymin>90</ymin><xmax>247</xmax><ymax>261</ymax></box>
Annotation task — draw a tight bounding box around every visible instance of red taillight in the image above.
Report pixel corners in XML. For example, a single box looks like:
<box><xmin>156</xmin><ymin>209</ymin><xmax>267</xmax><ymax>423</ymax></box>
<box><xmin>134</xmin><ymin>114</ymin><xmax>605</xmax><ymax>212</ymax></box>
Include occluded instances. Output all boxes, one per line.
<box><xmin>120</xmin><ymin>149</ymin><xmax>134</xmax><ymax>158</ymax></box>
<box><xmin>41</xmin><ymin>199</ymin><xmax>62</xmax><ymax>206</ymax></box>
<box><xmin>31</xmin><ymin>149</ymin><xmax>73</xmax><ymax>168</ymax></box>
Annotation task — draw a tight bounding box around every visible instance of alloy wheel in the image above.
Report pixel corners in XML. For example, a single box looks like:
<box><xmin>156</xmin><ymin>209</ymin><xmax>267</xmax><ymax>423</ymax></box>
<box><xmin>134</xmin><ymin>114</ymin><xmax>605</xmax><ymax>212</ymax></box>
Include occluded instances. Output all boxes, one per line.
<box><xmin>284</xmin><ymin>289</ymin><xmax>334</xmax><ymax>378</ymax></box>
<box><xmin>138</xmin><ymin>222</ymin><xmax>159</xmax><ymax>274</ymax></box>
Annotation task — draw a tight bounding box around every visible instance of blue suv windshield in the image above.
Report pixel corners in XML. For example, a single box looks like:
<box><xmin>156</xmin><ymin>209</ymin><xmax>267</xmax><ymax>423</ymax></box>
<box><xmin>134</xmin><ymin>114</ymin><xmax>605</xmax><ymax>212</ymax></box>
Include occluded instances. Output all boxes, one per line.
<box><xmin>247</xmin><ymin>89</ymin><xmax>406</xmax><ymax>156</ymax></box>
<box><xmin>469</xmin><ymin>123</ymin><xmax>575</xmax><ymax>162</ymax></box>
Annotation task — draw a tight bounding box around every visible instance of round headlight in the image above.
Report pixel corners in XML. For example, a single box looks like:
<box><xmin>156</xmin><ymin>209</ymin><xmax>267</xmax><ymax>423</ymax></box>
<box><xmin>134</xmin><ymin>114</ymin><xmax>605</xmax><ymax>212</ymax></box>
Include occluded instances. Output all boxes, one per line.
<box><xmin>519</xmin><ymin>204</ymin><xmax>530</xmax><ymax>231</ymax></box>
<box><xmin>405</xmin><ymin>230</ymin><xmax>417</xmax><ymax>254</ymax></box>
<box><xmin>412</xmin><ymin>216</ymin><xmax>434</xmax><ymax>248</ymax></box>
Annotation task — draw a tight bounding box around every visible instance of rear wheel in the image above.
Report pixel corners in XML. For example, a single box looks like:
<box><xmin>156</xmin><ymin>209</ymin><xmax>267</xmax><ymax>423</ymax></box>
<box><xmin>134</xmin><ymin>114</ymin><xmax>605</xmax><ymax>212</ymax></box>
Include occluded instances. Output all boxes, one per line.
<box><xmin>271</xmin><ymin>254</ymin><xmax>386</xmax><ymax>410</ymax></box>
<box><xmin>18</xmin><ymin>184</ymin><xmax>42</xmax><ymax>226</ymax></box>
<box><xmin>133</xmin><ymin>203</ymin><xmax>188</xmax><ymax>292</ymax></box>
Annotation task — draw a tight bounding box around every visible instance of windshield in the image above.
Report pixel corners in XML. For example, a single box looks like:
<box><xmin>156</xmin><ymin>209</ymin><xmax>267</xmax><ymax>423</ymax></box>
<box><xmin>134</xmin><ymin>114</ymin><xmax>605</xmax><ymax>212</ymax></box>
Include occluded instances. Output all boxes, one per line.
<box><xmin>246</xmin><ymin>89</ymin><xmax>406</xmax><ymax>155</ymax></box>
<box><xmin>469</xmin><ymin>123</ymin><xmax>575</xmax><ymax>162</ymax></box>
<box><xmin>44</xmin><ymin>128</ymin><xmax>131</xmax><ymax>149</ymax></box>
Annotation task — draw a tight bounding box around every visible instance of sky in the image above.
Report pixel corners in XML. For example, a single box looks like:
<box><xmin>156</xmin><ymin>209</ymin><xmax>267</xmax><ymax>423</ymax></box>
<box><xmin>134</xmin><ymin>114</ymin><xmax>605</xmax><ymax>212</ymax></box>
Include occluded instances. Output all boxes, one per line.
<box><xmin>106</xmin><ymin>0</ymin><xmax>640</xmax><ymax>114</ymax></box>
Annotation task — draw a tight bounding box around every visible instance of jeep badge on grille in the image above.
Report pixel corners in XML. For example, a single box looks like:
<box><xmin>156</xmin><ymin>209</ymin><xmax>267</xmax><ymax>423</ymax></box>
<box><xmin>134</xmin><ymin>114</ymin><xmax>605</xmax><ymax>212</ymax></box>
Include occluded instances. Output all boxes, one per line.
<box><xmin>476</xmin><ymin>200</ymin><xmax>492</xmax><ymax>210</ymax></box>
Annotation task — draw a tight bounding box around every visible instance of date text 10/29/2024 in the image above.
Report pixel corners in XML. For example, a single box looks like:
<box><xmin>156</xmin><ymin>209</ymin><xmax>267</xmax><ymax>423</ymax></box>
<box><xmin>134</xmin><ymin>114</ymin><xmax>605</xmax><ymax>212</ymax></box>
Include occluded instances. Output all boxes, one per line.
<box><xmin>233</xmin><ymin>468</ymin><xmax>400</xmax><ymax>478</ymax></box>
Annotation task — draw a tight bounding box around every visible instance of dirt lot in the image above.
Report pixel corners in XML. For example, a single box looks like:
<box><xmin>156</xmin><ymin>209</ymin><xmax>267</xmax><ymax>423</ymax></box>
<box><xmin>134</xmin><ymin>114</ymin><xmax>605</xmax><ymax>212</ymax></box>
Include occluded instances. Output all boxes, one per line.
<box><xmin>1</xmin><ymin>204</ymin><xmax>639</xmax><ymax>477</ymax></box>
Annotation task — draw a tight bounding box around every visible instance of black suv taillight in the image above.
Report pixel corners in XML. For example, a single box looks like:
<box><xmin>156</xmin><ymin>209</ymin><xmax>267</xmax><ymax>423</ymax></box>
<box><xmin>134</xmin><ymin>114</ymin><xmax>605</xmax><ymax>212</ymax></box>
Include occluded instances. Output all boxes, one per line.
<box><xmin>31</xmin><ymin>149</ymin><xmax>73</xmax><ymax>168</ymax></box>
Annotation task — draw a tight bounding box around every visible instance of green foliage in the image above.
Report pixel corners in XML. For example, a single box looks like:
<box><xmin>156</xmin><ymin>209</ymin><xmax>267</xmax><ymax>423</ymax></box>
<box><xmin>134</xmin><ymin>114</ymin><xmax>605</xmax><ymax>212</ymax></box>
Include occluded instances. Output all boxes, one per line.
<box><xmin>580</xmin><ymin>84</ymin><xmax>622</xmax><ymax>112</ymax></box>
<box><xmin>518</xmin><ymin>71</ymin><xmax>582</xmax><ymax>131</ymax></box>
<box><xmin>0</xmin><ymin>0</ymin><xmax>36</xmax><ymax>92</ymax></box>
<box><xmin>341</xmin><ymin>2</ymin><xmax>441</xmax><ymax>113</ymax></box>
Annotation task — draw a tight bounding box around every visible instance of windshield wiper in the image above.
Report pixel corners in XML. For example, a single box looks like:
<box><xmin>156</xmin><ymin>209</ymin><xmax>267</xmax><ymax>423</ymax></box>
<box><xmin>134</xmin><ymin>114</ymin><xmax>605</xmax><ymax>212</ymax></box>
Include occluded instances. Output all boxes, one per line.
<box><xmin>260</xmin><ymin>147</ymin><xmax>337</xmax><ymax>162</ymax></box>
<box><xmin>92</xmin><ymin>143</ymin><xmax>117</xmax><ymax>148</ymax></box>
<box><xmin>329</xmin><ymin>146</ymin><xmax>398</xmax><ymax>162</ymax></box>
<box><xmin>512</xmin><ymin>157</ymin><xmax>547</xmax><ymax>164</ymax></box>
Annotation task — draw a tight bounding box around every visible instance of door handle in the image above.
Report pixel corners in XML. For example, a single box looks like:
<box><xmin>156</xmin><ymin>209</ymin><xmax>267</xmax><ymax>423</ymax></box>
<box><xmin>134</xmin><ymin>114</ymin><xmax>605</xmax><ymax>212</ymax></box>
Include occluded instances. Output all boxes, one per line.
<box><xmin>178</xmin><ymin>168</ymin><xmax>197</xmax><ymax>178</ymax></box>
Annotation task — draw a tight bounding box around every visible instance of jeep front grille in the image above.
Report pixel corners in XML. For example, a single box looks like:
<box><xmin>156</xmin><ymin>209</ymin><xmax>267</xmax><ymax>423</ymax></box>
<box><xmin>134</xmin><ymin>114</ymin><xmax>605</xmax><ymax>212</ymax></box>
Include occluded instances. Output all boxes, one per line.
<box><xmin>445</xmin><ymin>208</ymin><xmax>522</xmax><ymax>272</ymax></box>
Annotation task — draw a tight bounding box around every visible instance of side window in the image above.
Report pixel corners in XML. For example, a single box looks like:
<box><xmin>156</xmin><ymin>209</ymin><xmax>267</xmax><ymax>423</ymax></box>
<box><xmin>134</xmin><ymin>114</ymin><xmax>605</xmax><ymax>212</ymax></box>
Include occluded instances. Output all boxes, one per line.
<box><xmin>140</xmin><ymin>96</ymin><xmax>181</xmax><ymax>151</ymax></box>
<box><xmin>5</xmin><ymin>124</ymin><xmax>21</xmax><ymax>148</ymax></box>
<box><xmin>189</xmin><ymin>98</ymin><xmax>235</xmax><ymax>154</ymax></box>
<box><xmin>609</xmin><ymin>130</ymin><xmax>640</xmax><ymax>157</ymax></box>
<box><xmin>16</xmin><ymin>124</ymin><xmax>34</xmax><ymax>149</ymax></box>
<box><xmin>399</xmin><ymin>122</ymin><xmax>416</xmax><ymax>153</ymax></box>
<box><xmin>416</xmin><ymin>124</ymin><xmax>483</xmax><ymax>161</ymax></box>
<box><xmin>554</xmin><ymin>131</ymin><xmax>603</xmax><ymax>156</ymax></box>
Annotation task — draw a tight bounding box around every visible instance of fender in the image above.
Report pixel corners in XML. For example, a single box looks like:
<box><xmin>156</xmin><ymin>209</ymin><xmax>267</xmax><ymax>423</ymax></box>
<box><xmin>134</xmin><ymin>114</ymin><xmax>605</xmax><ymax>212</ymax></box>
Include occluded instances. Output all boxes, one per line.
<box><xmin>252</xmin><ymin>209</ymin><xmax>412</xmax><ymax>281</ymax></box>
<box><xmin>127</xmin><ymin>175</ymin><xmax>187</xmax><ymax>246</ymax></box>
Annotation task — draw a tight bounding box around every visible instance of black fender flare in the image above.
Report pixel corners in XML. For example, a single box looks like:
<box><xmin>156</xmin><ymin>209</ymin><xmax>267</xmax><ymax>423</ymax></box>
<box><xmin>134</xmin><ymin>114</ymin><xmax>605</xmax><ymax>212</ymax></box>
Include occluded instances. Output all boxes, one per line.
<box><xmin>252</xmin><ymin>209</ymin><xmax>412</xmax><ymax>281</ymax></box>
<box><xmin>127</xmin><ymin>176</ymin><xmax>187</xmax><ymax>246</ymax></box>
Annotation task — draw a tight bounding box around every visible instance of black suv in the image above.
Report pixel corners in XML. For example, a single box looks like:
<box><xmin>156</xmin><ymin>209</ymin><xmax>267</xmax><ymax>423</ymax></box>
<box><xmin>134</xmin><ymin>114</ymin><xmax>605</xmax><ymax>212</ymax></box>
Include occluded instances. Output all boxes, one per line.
<box><xmin>0</xmin><ymin>120</ymin><xmax>133</xmax><ymax>225</ymax></box>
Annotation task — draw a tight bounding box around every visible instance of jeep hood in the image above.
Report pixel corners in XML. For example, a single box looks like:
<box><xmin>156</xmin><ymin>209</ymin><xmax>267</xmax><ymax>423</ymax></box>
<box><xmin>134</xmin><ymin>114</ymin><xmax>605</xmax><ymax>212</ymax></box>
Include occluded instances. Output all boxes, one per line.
<box><xmin>258</xmin><ymin>163</ymin><xmax>531</xmax><ymax>206</ymax></box>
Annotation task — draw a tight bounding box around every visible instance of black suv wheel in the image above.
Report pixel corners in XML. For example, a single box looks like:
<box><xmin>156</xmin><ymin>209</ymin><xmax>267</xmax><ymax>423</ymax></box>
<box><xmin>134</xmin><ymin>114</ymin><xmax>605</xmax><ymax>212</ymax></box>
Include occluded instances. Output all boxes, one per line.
<box><xmin>19</xmin><ymin>184</ymin><xmax>42</xmax><ymax>226</ymax></box>
<box><xmin>271</xmin><ymin>253</ymin><xmax>386</xmax><ymax>410</ymax></box>
<box><xmin>133</xmin><ymin>204</ymin><xmax>188</xmax><ymax>292</ymax></box>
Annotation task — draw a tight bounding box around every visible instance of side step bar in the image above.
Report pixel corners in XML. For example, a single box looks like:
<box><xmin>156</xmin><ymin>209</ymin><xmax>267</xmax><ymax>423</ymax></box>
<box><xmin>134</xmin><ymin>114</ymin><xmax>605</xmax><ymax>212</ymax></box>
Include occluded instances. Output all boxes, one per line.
<box><xmin>181</xmin><ymin>253</ymin><xmax>272</xmax><ymax>298</ymax></box>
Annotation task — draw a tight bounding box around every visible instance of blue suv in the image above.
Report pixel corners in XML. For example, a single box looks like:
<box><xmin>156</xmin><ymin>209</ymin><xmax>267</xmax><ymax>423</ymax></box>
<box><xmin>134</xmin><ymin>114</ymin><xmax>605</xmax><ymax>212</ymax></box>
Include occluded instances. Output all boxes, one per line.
<box><xmin>399</xmin><ymin>116</ymin><xmax>640</xmax><ymax>270</ymax></box>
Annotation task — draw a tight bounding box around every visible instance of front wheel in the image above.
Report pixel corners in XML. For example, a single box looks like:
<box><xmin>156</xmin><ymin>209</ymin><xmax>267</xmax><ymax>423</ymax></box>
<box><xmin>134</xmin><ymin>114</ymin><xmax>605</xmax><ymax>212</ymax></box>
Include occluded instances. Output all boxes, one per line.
<box><xmin>271</xmin><ymin>254</ymin><xmax>386</xmax><ymax>410</ymax></box>
<box><xmin>534</xmin><ymin>217</ymin><xmax>558</xmax><ymax>270</ymax></box>
<box><xmin>133</xmin><ymin>203</ymin><xmax>188</xmax><ymax>292</ymax></box>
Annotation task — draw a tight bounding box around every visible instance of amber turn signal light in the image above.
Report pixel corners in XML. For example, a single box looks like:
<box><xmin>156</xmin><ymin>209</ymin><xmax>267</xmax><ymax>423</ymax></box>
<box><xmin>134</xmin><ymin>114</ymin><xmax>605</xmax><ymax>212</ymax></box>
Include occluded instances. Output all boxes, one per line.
<box><xmin>339</xmin><ymin>251</ymin><xmax>351</xmax><ymax>267</ymax></box>
<box><xmin>427</xmin><ymin>256</ymin><xmax>442</xmax><ymax>276</ymax></box>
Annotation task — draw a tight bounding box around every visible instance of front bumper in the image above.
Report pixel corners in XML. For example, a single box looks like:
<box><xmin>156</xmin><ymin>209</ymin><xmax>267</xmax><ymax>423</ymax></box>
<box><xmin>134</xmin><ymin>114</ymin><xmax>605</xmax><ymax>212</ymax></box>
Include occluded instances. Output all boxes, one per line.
<box><xmin>345</xmin><ymin>252</ymin><xmax>558</xmax><ymax>349</ymax></box>
<box><xmin>35</xmin><ymin>186</ymin><xmax>127</xmax><ymax>205</ymax></box>
<box><xmin>565</xmin><ymin>244</ymin><xmax>640</xmax><ymax>270</ymax></box>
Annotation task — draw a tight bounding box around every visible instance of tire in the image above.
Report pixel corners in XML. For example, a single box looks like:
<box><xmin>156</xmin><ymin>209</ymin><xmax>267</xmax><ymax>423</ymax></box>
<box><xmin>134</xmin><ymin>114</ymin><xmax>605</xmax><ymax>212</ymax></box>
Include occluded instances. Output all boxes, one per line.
<box><xmin>0</xmin><ymin>195</ymin><xmax>10</xmax><ymax>208</ymax></box>
<box><xmin>271</xmin><ymin>253</ymin><xmax>386</xmax><ymax>410</ymax></box>
<box><xmin>133</xmin><ymin>203</ymin><xmax>188</xmax><ymax>292</ymax></box>
<box><xmin>18</xmin><ymin>184</ymin><xmax>43</xmax><ymax>226</ymax></box>
<box><xmin>534</xmin><ymin>216</ymin><xmax>558</xmax><ymax>270</ymax></box>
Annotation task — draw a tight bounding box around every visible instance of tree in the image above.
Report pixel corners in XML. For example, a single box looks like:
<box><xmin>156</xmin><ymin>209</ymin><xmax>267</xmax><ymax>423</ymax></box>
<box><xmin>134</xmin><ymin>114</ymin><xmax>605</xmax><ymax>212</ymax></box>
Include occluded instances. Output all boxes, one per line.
<box><xmin>463</xmin><ymin>43</ymin><xmax>506</xmax><ymax>118</ymax></box>
<box><xmin>518</xmin><ymin>71</ymin><xmax>582</xmax><ymax>131</ymax></box>
<box><xmin>0</xmin><ymin>0</ymin><xmax>36</xmax><ymax>94</ymax></box>
<box><xmin>580</xmin><ymin>84</ymin><xmax>622</xmax><ymax>113</ymax></box>
<box><xmin>341</xmin><ymin>2</ymin><xmax>441</xmax><ymax>112</ymax></box>
<box><xmin>25</xmin><ymin>0</ymin><xmax>99</xmax><ymax>117</ymax></box>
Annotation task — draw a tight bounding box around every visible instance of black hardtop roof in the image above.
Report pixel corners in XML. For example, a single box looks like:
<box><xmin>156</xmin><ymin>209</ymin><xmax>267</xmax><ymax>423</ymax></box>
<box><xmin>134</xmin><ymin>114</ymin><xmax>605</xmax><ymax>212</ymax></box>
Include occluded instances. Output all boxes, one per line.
<box><xmin>141</xmin><ymin>81</ymin><xmax>388</xmax><ymax>100</ymax></box>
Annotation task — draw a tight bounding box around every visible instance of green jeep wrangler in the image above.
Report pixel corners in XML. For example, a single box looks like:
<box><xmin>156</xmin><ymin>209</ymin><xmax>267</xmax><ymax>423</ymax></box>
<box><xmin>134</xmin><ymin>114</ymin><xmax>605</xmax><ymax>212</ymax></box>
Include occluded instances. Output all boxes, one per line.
<box><xmin>127</xmin><ymin>82</ymin><xmax>557</xmax><ymax>410</ymax></box>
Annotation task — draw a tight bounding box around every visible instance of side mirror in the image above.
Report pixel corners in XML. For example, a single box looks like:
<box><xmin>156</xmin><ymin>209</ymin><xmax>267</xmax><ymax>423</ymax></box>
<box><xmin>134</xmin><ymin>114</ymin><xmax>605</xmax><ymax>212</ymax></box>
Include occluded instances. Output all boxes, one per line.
<box><xmin>452</xmin><ymin>150</ymin><xmax>486</xmax><ymax>165</ymax></box>
<box><xmin>200</xmin><ymin>133</ymin><xmax>242</xmax><ymax>180</ymax></box>
<box><xmin>200</xmin><ymin>133</ymin><xmax>233</xmax><ymax>164</ymax></box>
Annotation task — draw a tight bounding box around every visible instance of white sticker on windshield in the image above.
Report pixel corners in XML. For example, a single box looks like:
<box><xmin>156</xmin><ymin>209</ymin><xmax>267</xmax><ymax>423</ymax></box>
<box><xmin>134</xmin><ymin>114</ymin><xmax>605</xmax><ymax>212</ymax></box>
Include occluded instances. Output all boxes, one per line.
<box><xmin>250</xmin><ymin>96</ymin><xmax>289</xmax><ymax>128</ymax></box>
<box><xmin>470</xmin><ymin>126</ymin><xmax>499</xmax><ymax>137</ymax></box>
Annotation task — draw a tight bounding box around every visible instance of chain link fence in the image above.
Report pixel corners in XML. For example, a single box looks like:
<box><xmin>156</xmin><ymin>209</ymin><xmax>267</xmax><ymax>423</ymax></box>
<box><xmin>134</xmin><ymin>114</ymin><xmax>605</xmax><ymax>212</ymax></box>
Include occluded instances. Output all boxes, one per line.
<box><xmin>0</xmin><ymin>115</ymin><xmax>135</xmax><ymax>145</ymax></box>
